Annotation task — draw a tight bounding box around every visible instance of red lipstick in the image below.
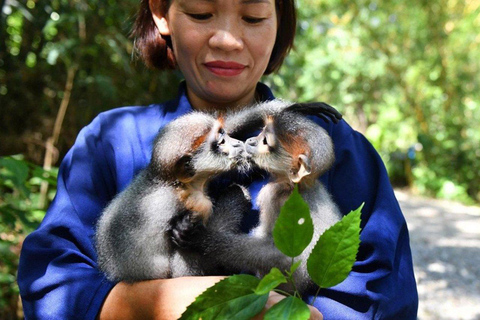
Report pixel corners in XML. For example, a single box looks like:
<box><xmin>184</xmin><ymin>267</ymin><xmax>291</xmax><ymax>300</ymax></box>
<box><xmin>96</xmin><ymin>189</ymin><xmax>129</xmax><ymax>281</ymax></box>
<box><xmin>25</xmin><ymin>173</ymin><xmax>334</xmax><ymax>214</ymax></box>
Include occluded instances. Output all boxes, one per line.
<box><xmin>204</xmin><ymin>61</ymin><xmax>246</xmax><ymax>77</ymax></box>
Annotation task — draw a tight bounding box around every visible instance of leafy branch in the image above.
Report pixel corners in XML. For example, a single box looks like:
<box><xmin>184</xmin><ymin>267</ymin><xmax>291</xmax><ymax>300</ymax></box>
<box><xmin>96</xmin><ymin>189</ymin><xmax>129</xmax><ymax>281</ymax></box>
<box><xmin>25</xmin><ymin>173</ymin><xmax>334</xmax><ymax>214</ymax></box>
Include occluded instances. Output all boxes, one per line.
<box><xmin>181</xmin><ymin>186</ymin><xmax>363</xmax><ymax>319</ymax></box>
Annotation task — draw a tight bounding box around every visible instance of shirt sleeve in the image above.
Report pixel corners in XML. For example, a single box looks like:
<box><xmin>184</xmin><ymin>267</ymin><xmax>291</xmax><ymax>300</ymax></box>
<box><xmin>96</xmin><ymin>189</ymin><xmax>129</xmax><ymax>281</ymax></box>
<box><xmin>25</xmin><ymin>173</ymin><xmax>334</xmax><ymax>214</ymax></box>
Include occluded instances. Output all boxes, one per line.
<box><xmin>309</xmin><ymin>120</ymin><xmax>418</xmax><ymax>319</ymax></box>
<box><xmin>17</xmin><ymin>110</ymin><xmax>149</xmax><ymax>320</ymax></box>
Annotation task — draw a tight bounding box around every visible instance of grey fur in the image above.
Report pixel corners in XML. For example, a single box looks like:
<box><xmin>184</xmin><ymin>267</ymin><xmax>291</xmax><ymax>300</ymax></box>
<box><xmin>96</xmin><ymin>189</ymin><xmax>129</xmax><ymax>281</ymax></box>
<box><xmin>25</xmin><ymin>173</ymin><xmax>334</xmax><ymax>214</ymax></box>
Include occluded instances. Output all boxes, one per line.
<box><xmin>196</xmin><ymin>100</ymin><xmax>344</xmax><ymax>294</ymax></box>
<box><xmin>96</xmin><ymin>101</ymin><xmax>342</xmax><ymax>288</ymax></box>
<box><xmin>95</xmin><ymin>112</ymin><xmax>248</xmax><ymax>282</ymax></box>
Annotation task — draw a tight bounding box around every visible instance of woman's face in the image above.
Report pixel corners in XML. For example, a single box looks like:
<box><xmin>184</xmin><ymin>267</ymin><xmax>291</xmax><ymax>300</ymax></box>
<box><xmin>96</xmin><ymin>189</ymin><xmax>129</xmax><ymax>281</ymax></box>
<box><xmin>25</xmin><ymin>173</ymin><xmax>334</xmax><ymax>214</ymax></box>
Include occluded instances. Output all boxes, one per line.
<box><xmin>154</xmin><ymin>0</ymin><xmax>278</xmax><ymax>111</ymax></box>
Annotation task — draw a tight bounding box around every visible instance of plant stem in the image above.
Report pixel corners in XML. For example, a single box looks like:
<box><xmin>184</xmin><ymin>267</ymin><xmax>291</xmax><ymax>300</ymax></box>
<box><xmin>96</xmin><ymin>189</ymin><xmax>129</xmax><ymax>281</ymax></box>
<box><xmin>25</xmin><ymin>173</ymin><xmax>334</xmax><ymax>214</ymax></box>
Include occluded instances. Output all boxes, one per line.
<box><xmin>285</xmin><ymin>263</ymin><xmax>302</xmax><ymax>300</ymax></box>
<box><xmin>311</xmin><ymin>287</ymin><xmax>322</xmax><ymax>305</ymax></box>
<box><xmin>273</xmin><ymin>289</ymin><xmax>292</xmax><ymax>297</ymax></box>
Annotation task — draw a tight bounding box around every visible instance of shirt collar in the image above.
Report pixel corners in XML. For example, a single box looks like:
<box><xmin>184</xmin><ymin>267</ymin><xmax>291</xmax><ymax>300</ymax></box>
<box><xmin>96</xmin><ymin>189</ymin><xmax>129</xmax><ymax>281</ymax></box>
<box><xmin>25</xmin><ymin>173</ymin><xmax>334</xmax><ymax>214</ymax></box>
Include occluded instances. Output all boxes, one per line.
<box><xmin>255</xmin><ymin>82</ymin><xmax>276</xmax><ymax>102</ymax></box>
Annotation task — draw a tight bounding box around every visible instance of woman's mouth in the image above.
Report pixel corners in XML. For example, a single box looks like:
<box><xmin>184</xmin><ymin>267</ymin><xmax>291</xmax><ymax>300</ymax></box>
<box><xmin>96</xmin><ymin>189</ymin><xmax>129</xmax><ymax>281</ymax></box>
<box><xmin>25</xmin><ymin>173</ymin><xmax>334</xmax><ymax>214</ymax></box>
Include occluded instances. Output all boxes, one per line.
<box><xmin>204</xmin><ymin>61</ymin><xmax>246</xmax><ymax>77</ymax></box>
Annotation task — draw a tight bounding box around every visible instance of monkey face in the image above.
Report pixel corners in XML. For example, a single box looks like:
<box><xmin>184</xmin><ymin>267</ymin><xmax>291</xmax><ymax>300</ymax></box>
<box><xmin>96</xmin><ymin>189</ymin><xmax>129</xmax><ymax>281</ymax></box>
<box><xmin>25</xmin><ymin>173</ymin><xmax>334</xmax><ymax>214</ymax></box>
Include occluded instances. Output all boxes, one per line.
<box><xmin>245</xmin><ymin>124</ymin><xmax>293</xmax><ymax>178</ymax></box>
<box><xmin>208</xmin><ymin>121</ymin><xmax>246</xmax><ymax>160</ymax></box>
<box><xmin>245</xmin><ymin>131</ymin><xmax>275</xmax><ymax>156</ymax></box>
<box><xmin>192</xmin><ymin>120</ymin><xmax>249</xmax><ymax>175</ymax></box>
<box><xmin>213</xmin><ymin>127</ymin><xmax>245</xmax><ymax>160</ymax></box>
<box><xmin>245</xmin><ymin>116</ymin><xmax>276</xmax><ymax>156</ymax></box>
<box><xmin>244</xmin><ymin>119</ymin><xmax>315</xmax><ymax>184</ymax></box>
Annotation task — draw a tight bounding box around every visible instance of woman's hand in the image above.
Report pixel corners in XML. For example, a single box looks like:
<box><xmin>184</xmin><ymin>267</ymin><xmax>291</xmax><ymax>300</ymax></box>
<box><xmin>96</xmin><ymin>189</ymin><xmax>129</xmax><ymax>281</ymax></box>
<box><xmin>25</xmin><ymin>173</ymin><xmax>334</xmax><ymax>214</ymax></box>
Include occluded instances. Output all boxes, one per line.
<box><xmin>98</xmin><ymin>276</ymin><xmax>323</xmax><ymax>320</ymax></box>
<box><xmin>98</xmin><ymin>276</ymin><xmax>226</xmax><ymax>320</ymax></box>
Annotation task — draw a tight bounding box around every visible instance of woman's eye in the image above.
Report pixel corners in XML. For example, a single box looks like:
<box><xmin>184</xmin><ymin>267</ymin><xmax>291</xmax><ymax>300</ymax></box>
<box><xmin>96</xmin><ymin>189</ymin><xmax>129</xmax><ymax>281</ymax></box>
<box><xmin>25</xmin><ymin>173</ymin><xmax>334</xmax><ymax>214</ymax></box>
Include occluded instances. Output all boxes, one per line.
<box><xmin>188</xmin><ymin>13</ymin><xmax>212</xmax><ymax>21</ymax></box>
<box><xmin>243</xmin><ymin>16</ymin><xmax>266</xmax><ymax>24</ymax></box>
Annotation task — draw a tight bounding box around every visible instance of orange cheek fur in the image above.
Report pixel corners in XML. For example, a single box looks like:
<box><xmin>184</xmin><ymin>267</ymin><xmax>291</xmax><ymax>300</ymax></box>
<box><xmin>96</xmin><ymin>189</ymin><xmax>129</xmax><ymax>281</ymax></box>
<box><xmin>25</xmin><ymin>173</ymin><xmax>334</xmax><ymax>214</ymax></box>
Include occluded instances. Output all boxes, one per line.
<box><xmin>191</xmin><ymin>128</ymin><xmax>210</xmax><ymax>151</ymax></box>
<box><xmin>282</xmin><ymin>136</ymin><xmax>308</xmax><ymax>161</ymax></box>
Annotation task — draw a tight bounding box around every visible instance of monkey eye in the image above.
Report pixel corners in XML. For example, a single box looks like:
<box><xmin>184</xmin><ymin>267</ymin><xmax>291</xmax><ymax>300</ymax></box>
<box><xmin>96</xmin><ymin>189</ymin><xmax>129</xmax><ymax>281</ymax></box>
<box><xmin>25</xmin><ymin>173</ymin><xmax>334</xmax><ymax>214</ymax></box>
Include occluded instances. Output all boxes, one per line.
<box><xmin>217</xmin><ymin>128</ymin><xmax>226</xmax><ymax>144</ymax></box>
<box><xmin>217</xmin><ymin>132</ymin><xmax>226</xmax><ymax>145</ymax></box>
<box><xmin>218</xmin><ymin>136</ymin><xmax>225</xmax><ymax>145</ymax></box>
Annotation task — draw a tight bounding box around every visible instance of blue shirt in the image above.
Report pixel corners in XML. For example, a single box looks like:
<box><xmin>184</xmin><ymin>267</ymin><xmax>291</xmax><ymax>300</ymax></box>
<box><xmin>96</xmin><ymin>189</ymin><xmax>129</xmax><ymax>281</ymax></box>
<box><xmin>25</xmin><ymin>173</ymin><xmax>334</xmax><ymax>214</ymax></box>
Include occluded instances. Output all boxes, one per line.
<box><xmin>18</xmin><ymin>82</ymin><xmax>418</xmax><ymax>319</ymax></box>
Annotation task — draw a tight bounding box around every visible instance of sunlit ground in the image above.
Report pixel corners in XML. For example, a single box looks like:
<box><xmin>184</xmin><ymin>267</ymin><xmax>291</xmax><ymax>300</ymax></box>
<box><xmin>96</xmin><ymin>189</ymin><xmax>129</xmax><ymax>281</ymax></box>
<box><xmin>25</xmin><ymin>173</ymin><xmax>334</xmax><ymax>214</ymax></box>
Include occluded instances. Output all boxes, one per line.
<box><xmin>396</xmin><ymin>190</ymin><xmax>480</xmax><ymax>320</ymax></box>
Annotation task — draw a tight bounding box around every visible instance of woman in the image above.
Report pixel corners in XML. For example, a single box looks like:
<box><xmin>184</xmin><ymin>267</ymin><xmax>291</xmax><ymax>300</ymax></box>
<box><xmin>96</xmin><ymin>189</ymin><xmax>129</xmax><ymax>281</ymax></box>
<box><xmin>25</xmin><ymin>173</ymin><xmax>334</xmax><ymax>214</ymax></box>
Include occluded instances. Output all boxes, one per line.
<box><xmin>18</xmin><ymin>0</ymin><xmax>418</xmax><ymax>319</ymax></box>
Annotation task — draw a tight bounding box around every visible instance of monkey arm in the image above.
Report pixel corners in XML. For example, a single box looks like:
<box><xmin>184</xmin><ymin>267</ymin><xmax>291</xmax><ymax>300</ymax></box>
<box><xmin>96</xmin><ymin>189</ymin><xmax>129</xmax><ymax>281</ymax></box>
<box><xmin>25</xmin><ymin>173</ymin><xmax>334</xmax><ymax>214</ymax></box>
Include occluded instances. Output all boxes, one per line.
<box><xmin>283</xmin><ymin>101</ymin><xmax>343</xmax><ymax>124</ymax></box>
<box><xmin>169</xmin><ymin>183</ymin><xmax>293</xmax><ymax>275</ymax></box>
<box><xmin>225</xmin><ymin>100</ymin><xmax>343</xmax><ymax>139</ymax></box>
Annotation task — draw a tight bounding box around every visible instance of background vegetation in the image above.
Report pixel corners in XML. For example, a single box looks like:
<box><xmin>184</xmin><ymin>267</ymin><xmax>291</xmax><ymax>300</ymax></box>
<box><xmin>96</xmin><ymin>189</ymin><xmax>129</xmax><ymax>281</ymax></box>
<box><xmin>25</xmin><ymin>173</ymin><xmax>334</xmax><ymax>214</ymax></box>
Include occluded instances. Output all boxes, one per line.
<box><xmin>1</xmin><ymin>0</ymin><xmax>479</xmax><ymax>317</ymax></box>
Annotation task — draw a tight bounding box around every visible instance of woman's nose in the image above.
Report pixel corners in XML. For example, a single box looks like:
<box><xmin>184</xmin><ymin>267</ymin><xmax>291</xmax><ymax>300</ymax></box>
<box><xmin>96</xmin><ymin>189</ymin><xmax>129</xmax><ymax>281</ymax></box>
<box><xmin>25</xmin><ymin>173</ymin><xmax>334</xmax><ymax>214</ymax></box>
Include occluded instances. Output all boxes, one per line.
<box><xmin>209</xmin><ymin>23</ymin><xmax>244</xmax><ymax>51</ymax></box>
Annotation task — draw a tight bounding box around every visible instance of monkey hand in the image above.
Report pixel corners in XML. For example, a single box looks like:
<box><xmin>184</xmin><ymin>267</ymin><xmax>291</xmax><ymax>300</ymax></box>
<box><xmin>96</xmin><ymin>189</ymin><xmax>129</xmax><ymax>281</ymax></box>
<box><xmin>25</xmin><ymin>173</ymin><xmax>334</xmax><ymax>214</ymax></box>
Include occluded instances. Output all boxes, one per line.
<box><xmin>284</xmin><ymin>101</ymin><xmax>343</xmax><ymax>123</ymax></box>
<box><xmin>169</xmin><ymin>210</ymin><xmax>206</xmax><ymax>250</ymax></box>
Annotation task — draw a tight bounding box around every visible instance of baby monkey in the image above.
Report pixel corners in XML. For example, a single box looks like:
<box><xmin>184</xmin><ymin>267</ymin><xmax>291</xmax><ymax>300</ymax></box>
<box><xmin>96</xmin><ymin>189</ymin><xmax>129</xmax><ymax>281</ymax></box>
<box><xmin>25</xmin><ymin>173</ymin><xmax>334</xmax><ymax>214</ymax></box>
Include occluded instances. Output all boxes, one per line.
<box><xmin>242</xmin><ymin>100</ymin><xmax>342</xmax><ymax>238</ymax></box>
<box><xmin>176</xmin><ymin>100</ymin><xmax>343</xmax><ymax>294</ymax></box>
<box><xmin>95</xmin><ymin>111</ymin><xmax>249</xmax><ymax>282</ymax></box>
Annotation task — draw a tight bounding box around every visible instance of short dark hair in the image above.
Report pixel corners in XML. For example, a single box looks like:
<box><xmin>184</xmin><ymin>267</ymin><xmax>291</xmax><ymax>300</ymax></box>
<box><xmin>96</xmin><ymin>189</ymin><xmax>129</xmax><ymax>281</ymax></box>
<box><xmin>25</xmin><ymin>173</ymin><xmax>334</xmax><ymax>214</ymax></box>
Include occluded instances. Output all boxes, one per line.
<box><xmin>131</xmin><ymin>0</ymin><xmax>296</xmax><ymax>74</ymax></box>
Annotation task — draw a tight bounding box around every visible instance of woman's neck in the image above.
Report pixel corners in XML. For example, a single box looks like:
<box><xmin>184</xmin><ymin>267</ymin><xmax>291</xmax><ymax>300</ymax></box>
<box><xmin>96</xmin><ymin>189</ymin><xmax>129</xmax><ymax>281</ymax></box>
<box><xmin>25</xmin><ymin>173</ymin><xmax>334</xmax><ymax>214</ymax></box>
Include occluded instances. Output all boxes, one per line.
<box><xmin>186</xmin><ymin>87</ymin><xmax>258</xmax><ymax>113</ymax></box>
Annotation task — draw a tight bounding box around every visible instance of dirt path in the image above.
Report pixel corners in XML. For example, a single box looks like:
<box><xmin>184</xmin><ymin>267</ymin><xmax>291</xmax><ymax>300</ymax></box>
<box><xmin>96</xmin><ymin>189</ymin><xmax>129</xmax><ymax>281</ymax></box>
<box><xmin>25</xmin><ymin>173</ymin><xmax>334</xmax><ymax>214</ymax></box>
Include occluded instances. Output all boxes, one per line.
<box><xmin>395</xmin><ymin>190</ymin><xmax>480</xmax><ymax>320</ymax></box>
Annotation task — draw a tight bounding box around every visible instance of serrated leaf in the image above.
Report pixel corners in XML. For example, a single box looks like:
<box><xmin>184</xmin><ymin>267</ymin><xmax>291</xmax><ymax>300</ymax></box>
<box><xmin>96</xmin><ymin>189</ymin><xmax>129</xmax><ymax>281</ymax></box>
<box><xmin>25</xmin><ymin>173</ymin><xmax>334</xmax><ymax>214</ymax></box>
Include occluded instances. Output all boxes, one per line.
<box><xmin>180</xmin><ymin>274</ymin><xmax>268</xmax><ymax>320</ymax></box>
<box><xmin>273</xmin><ymin>185</ymin><xmax>314</xmax><ymax>257</ymax></box>
<box><xmin>264</xmin><ymin>296</ymin><xmax>310</xmax><ymax>320</ymax></box>
<box><xmin>255</xmin><ymin>268</ymin><xmax>287</xmax><ymax>295</ymax></box>
<box><xmin>307</xmin><ymin>204</ymin><xmax>363</xmax><ymax>289</ymax></box>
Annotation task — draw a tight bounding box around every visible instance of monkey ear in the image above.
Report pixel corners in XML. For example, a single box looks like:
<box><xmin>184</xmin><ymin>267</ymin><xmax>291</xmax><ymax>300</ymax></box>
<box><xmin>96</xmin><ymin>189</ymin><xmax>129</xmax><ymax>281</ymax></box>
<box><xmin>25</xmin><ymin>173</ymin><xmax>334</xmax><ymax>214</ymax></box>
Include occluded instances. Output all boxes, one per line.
<box><xmin>174</xmin><ymin>154</ymin><xmax>195</xmax><ymax>182</ymax></box>
<box><xmin>291</xmin><ymin>154</ymin><xmax>312</xmax><ymax>183</ymax></box>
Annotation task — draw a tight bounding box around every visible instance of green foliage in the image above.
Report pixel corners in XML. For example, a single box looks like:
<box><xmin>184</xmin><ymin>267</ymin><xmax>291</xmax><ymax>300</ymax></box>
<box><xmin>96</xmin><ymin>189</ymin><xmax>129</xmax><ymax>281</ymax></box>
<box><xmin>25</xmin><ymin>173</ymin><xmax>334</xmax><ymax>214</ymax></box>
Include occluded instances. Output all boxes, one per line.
<box><xmin>273</xmin><ymin>186</ymin><xmax>313</xmax><ymax>257</ymax></box>
<box><xmin>0</xmin><ymin>156</ymin><xmax>56</xmax><ymax>318</ymax></box>
<box><xmin>1</xmin><ymin>0</ymin><xmax>181</xmax><ymax>162</ymax></box>
<box><xmin>266</xmin><ymin>0</ymin><xmax>480</xmax><ymax>203</ymax></box>
<box><xmin>183</xmin><ymin>192</ymin><xmax>363</xmax><ymax>319</ymax></box>
<box><xmin>179</xmin><ymin>274</ymin><xmax>269</xmax><ymax>320</ymax></box>
<box><xmin>264</xmin><ymin>296</ymin><xmax>311</xmax><ymax>320</ymax></box>
<box><xmin>255</xmin><ymin>268</ymin><xmax>288</xmax><ymax>295</ymax></box>
<box><xmin>307</xmin><ymin>204</ymin><xmax>363</xmax><ymax>288</ymax></box>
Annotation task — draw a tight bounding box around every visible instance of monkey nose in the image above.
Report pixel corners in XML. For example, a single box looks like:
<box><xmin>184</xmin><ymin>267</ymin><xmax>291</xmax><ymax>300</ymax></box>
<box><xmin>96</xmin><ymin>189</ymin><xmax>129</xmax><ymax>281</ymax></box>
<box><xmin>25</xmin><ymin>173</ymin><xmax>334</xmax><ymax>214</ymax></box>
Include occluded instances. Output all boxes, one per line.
<box><xmin>231</xmin><ymin>140</ymin><xmax>243</xmax><ymax>148</ymax></box>
<box><xmin>246</xmin><ymin>137</ymin><xmax>257</xmax><ymax>147</ymax></box>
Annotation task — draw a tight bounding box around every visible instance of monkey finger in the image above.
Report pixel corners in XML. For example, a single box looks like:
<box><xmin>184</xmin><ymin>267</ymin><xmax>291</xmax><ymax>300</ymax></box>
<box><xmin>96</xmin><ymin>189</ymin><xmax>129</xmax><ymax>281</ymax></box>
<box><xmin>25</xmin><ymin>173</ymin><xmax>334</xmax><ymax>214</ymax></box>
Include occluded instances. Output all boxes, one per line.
<box><xmin>169</xmin><ymin>211</ymin><xmax>206</xmax><ymax>249</ymax></box>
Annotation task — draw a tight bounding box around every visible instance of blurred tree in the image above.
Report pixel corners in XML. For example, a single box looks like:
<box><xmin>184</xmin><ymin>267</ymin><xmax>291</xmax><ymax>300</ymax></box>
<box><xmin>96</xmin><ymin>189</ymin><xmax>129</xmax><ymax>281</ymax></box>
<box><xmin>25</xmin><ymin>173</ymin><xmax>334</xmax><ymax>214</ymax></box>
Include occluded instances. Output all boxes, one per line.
<box><xmin>0</xmin><ymin>0</ymin><xmax>181</xmax><ymax>164</ymax></box>
<box><xmin>266</xmin><ymin>0</ymin><xmax>480</xmax><ymax>202</ymax></box>
<box><xmin>0</xmin><ymin>156</ymin><xmax>57</xmax><ymax>319</ymax></box>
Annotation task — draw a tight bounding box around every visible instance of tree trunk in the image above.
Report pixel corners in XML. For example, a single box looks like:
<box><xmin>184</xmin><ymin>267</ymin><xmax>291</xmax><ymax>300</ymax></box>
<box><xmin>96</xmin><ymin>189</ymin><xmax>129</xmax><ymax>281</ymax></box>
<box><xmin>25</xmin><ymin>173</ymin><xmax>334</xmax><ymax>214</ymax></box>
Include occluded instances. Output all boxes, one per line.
<box><xmin>39</xmin><ymin>65</ymin><xmax>78</xmax><ymax>208</ymax></box>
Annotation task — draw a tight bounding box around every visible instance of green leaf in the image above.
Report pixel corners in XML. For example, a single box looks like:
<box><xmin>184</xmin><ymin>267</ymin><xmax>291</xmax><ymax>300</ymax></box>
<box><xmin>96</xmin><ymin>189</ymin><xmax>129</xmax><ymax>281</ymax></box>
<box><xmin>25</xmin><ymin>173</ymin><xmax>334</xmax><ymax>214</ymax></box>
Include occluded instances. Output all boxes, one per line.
<box><xmin>273</xmin><ymin>185</ymin><xmax>314</xmax><ymax>257</ymax></box>
<box><xmin>0</xmin><ymin>157</ymin><xmax>29</xmax><ymax>189</ymax></box>
<box><xmin>255</xmin><ymin>268</ymin><xmax>288</xmax><ymax>295</ymax></box>
<box><xmin>180</xmin><ymin>274</ymin><xmax>269</xmax><ymax>320</ymax></box>
<box><xmin>307</xmin><ymin>204</ymin><xmax>363</xmax><ymax>289</ymax></box>
<box><xmin>288</xmin><ymin>260</ymin><xmax>302</xmax><ymax>277</ymax></box>
<box><xmin>264</xmin><ymin>296</ymin><xmax>310</xmax><ymax>320</ymax></box>
<box><xmin>0</xmin><ymin>273</ymin><xmax>16</xmax><ymax>285</ymax></box>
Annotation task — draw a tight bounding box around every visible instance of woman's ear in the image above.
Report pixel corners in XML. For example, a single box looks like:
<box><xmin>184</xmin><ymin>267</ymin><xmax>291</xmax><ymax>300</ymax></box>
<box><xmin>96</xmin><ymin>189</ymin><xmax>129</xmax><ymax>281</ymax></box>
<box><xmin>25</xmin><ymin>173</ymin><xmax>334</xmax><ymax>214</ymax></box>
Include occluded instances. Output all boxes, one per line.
<box><xmin>149</xmin><ymin>0</ymin><xmax>171</xmax><ymax>35</ymax></box>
